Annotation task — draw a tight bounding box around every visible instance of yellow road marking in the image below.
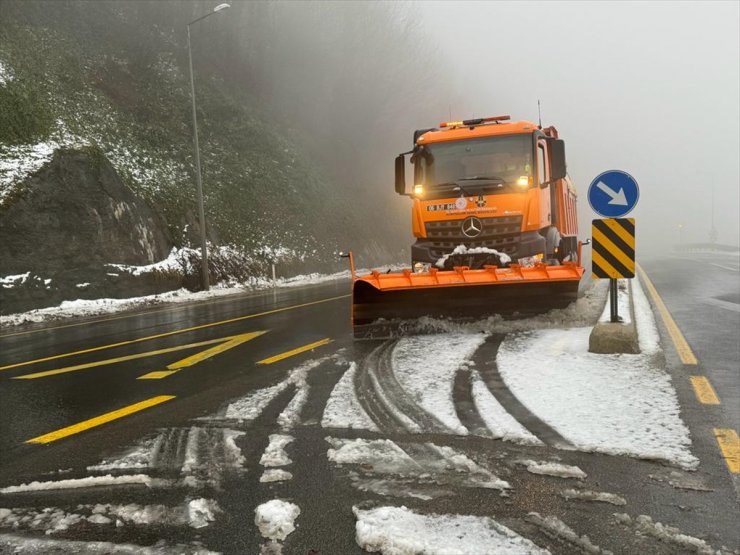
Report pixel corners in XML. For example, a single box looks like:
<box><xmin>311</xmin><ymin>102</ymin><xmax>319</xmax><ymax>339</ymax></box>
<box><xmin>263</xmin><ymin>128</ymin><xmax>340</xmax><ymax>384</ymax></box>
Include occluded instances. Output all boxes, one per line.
<box><xmin>13</xmin><ymin>337</ymin><xmax>226</xmax><ymax>379</ymax></box>
<box><xmin>713</xmin><ymin>428</ymin><xmax>740</xmax><ymax>474</ymax></box>
<box><xmin>637</xmin><ymin>265</ymin><xmax>698</xmax><ymax>365</ymax></box>
<box><xmin>25</xmin><ymin>395</ymin><xmax>176</xmax><ymax>444</ymax></box>
<box><xmin>689</xmin><ymin>376</ymin><xmax>720</xmax><ymax>405</ymax></box>
<box><xmin>0</xmin><ymin>295</ymin><xmax>349</xmax><ymax>372</ymax></box>
<box><xmin>13</xmin><ymin>331</ymin><xmax>265</xmax><ymax>380</ymax></box>
<box><xmin>257</xmin><ymin>338</ymin><xmax>333</xmax><ymax>365</ymax></box>
<box><xmin>137</xmin><ymin>370</ymin><xmax>179</xmax><ymax>380</ymax></box>
<box><xmin>167</xmin><ymin>331</ymin><xmax>265</xmax><ymax>369</ymax></box>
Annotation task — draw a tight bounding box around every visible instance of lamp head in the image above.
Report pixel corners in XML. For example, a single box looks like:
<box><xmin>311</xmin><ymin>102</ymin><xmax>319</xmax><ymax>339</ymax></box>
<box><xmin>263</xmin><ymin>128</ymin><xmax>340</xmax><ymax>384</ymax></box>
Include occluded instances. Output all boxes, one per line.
<box><xmin>214</xmin><ymin>3</ymin><xmax>230</xmax><ymax>12</ymax></box>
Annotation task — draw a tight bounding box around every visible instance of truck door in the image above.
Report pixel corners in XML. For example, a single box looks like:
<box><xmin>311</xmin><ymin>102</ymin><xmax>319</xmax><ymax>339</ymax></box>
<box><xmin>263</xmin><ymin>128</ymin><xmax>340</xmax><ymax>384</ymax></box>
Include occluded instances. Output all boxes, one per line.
<box><xmin>536</xmin><ymin>139</ymin><xmax>551</xmax><ymax>229</ymax></box>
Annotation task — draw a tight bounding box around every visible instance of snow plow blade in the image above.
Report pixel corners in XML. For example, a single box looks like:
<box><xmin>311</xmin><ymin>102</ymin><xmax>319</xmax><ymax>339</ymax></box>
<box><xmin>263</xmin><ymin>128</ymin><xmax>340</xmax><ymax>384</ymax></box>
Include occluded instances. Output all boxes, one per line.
<box><xmin>352</xmin><ymin>263</ymin><xmax>584</xmax><ymax>339</ymax></box>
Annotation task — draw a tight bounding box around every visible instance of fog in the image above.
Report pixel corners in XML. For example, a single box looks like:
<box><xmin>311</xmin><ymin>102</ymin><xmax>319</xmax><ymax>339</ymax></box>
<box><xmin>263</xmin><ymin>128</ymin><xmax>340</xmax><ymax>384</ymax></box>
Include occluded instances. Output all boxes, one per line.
<box><xmin>420</xmin><ymin>1</ymin><xmax>739</xmax><ymax>253</ymax></box>
<box><xmin>4</xmin><ymin>1</ymin><xmax>736</xmax><ymax>259</ymax></box>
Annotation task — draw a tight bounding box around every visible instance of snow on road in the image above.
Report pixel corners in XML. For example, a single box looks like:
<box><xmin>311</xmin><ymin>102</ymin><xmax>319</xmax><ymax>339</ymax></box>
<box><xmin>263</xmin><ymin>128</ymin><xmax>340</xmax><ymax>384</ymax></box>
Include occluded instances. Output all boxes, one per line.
<box><xmin>260</xmin><ymin>434</ymin><xmax>294</xmax><ymax>468</ymax></box>
<box><xmin>519</xmin><ymin>460</ymin><xmax>587</xmax><ymax>480</ymax></box>
<box><xmin>392</xmin><ymin>333</ymin><xmax>487</xmax><ymax>435</ymax></box>
<box><xmin>0</xmin><ymin>474</ymin><xmax>166</xmax><ymax>494</ymax></box>
<box><xmin>526</xmin><ymin>513</ymin><xmax>611</xmax><ymax>554</ymax></box>
<box><xmin>561</xmin><ymin>489</ymin><xmax>626</xmax><ymax>506</ymax></box>
<box><xmin>408</xmin><ymin>280</ymin><xmax>608</xmax><ymax>335</ymax></box>
<box><xmin>0</xmin><ymin>499</ymin><xmax>221</xmax><ymax>533</ymax></box>
<box><xmin>354</xmin><ymin>505</ymin><xmax>549</xmax><ymax>555</ymax></box>
<box><xmin>497</xmin><ymin>277</ymin><xmax>698</xmax><ymax>469</ymax></box>
<box><xmin>322</xmin><ymin>362</ymin><xmax>380</xmax><ymax>431</ymax></box>
<box><xmin>326</xmin><ymin>437</ymin><xmax>510</xmax><ymax>494</ymax></box>
<box><xmin>470</xmin><ymin>370</ymin><xmax>543</xmax><ymax>445</ymax></box>
<box><xmin>0</xmin><ymin>535</ymin><xmax>217</xmax><ymax>554</ymax></box>
<box><xmin>254</xmin><ymin>500</ymin><xmax>300</xmax><ymax>541</ymax></box>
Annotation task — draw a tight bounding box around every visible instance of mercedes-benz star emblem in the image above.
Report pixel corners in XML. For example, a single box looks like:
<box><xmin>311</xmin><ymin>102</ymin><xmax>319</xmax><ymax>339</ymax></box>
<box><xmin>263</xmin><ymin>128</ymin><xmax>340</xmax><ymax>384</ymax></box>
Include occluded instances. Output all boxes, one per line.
<box><xmin>461</xmin><ymin>216</ymin><xmax>483</xmax><ymax>238</ymax></box>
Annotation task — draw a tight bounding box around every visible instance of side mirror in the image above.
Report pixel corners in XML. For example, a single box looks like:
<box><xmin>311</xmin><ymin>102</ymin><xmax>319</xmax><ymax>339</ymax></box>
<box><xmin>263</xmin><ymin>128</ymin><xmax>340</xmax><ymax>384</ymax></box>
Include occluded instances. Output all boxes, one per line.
<box><xmin>395</xmin><ymin>154</ymin><xmax>406</xmax><ymax>195</ymax></box>
<box><xmin>550</xmin><ymin>139</ymin><xmax>567</xmax><ymax>180</ymax></box>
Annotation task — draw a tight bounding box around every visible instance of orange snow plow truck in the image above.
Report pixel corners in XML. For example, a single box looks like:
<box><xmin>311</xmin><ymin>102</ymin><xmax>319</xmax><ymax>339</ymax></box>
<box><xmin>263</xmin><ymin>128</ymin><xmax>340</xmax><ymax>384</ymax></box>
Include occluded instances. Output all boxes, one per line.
<box><xmin>350</xmin><ymin>115</ymin><xmax>585</xmax><ymax>338</ymax></box>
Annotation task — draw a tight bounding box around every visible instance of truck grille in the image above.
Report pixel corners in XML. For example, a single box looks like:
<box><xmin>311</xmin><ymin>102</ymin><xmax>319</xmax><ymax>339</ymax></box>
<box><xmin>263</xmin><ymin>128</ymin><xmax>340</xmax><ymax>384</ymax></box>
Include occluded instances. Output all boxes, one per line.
<box><xmin>425</xmin><ymin>215</ymin><xmax>522</xmax><ymax>259</ymax></box>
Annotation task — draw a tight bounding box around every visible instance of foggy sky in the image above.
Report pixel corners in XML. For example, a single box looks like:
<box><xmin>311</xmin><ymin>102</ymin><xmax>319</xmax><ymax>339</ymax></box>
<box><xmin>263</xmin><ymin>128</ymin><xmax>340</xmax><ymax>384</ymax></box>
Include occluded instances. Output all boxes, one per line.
<box><xmin>420</xmin><ymin>1</ymin><xmax>739</xmax><ymax>252</ymax></box>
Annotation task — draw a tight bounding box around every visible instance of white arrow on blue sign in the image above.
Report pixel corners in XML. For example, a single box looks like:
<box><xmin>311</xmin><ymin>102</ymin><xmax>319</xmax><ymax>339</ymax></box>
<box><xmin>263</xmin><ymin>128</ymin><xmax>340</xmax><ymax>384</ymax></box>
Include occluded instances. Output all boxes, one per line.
<box><xmin>587</xmin><ymin>170</ymin><xmax>639</xmax><ymax>218</ymax></box>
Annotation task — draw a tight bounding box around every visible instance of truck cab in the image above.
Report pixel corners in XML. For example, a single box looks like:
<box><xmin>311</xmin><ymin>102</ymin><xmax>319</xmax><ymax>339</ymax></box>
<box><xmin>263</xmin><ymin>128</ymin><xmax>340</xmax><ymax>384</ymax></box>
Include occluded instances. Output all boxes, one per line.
<box><xmin>395</xmin><ymin>116</ymin><xmax>579</xmax><ymax>272</ymax></box>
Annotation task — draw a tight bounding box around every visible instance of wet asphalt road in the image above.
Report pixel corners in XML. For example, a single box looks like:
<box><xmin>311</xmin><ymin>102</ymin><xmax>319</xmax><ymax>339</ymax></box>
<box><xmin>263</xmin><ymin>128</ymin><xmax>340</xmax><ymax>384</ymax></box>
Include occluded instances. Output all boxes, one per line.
<box><xmin>0</xmin><ymin>281</ymin><xmax>353</xmax><ymax>479</ymax></box>
<box><xmin>0</xmin><ymin>256</ymin><xmax>738</xmax><ymax>554</ymax></box>
<box><xmin>641</xmin><ymin>252</ymin><xmax>740</xmax><ymax>432</ymax></box>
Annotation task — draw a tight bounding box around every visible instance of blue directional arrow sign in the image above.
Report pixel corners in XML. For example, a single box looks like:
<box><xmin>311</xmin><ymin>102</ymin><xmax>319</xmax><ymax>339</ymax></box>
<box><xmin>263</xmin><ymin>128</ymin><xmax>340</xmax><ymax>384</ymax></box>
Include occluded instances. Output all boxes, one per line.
<box><xmin>587</xmin><ymin>170</ymin><xmax>639</xmax><ymax>218</ymax></box>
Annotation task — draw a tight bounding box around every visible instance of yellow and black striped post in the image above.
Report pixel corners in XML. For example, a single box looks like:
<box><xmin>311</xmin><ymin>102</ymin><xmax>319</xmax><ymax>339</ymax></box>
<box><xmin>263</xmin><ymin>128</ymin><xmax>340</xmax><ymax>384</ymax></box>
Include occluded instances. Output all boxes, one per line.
<box><xmin>592</xmin><ymin>218</ymin><xmax>636</xmax><ymax>323</ymax></box>
<box><xmin>592</xmin><ymin>218</ymin><xmax>635</xmax><ymax>279</ymax></box>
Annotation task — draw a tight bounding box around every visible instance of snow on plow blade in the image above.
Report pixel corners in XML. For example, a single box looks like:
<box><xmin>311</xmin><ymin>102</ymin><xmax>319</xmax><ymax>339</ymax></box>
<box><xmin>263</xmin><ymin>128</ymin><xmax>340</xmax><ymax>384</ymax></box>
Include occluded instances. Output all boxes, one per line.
<box><xmin>352</xmin><ymin>263</ymin><xmax>584</xmax><ymax>339</ymax></box>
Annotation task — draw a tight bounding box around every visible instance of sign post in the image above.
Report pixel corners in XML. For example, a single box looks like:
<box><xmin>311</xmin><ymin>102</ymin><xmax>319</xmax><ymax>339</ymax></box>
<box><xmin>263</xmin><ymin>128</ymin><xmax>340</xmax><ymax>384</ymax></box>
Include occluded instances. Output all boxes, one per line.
<box><xmin>587</xmin><ymin>171</ymin><xmax>640</xmax><ymax>323</ymax></box>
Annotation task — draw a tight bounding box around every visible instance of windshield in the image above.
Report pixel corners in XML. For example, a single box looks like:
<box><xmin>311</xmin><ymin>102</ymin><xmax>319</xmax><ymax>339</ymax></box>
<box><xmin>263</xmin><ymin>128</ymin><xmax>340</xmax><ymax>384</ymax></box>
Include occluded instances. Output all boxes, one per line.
<box><xmin>415</xmin><ymin>134</ymin><xmax>533</xmax><ymax>190</ymax></box>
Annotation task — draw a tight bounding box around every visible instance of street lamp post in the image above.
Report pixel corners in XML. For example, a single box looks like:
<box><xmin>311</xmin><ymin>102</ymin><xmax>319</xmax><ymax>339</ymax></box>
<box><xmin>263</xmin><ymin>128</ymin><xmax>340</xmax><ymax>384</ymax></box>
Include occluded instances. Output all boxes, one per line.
<box><xmin>187</xmin><ymin>2</ymin><xmax>230</xmax><ymax>291</ymax></box>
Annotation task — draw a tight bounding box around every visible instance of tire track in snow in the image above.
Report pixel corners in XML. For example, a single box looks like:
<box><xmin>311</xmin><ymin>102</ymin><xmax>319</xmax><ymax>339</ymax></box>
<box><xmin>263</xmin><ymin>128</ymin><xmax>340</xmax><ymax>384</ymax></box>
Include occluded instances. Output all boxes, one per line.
<box><xmin>354</xmin><ymin>340</ymin><xmax>451</xmax><ymax>435</ymax></box>
<box><xmin>452</xmin><ymin>366</ymin><xmax>493</xmax><ymax>437</ymax></box>
<box><xmin>473</xmin><ymin>335</ymin><xmax>574</xmax><ymax>450</ymax></box>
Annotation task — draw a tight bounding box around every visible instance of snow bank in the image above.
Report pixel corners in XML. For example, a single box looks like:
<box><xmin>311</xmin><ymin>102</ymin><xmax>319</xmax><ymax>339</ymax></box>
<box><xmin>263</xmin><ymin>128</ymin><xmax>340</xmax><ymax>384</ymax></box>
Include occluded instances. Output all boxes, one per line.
<box><xmin>354</xmin><ymin>506</ymin><xmax>549</xmax><ymax>555</ymax></box>
<box><xmin>392</xmin><ymin>334</ymin><xmax>487</xmax><ymax>435</ymax></box>
<box><xmin>254</xmin><ymin>500</ymin><xmax>300</xmax><ymax>541</ymax></box>
<box><xmin>322</xmin><ymin>362</ymin><xmax>380</xmax><ymax>431</ymax></box>
<box><xmin>406</xmin><ymin>280</ymin><xmax>608</xmax><ymax>335</ymax></box>
<box><xmin>0</xmin><ymin>267</ymin><xmax>357</xmax><ymax>328</ymax></box>
<box><xmin>497</xmin><ymin>322</ymin><xmax>697</xmax><ymax>468</ymax></box>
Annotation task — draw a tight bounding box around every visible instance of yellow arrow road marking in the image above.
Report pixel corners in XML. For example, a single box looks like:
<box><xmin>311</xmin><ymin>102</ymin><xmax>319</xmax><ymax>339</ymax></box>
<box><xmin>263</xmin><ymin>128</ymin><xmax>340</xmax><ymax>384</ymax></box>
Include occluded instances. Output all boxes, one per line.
<box><xmin>0</xmin><ymin>294</ymin><xmax>349</xmax><ymax>371</ymax></box>
<box><xmin>257</xmin><ymin>338</ymin><xmax>333</xmax><ymax>365</ymax></box>
<box><xmin>637</xmin><ymin>265</ymin><xmax>698</xmax><ymax>365</ymax></box>
<box><xmin>136</xmin><ymin>330</ymin><xmax>267</xmax><ymax>379</ymax></box>
<box><xmin>13</xmin><ymin>331</ymin><xmax>266</xmax><ymax>380</ymax></box>
<box><xmin>26</xmin><ymin>395</ymin><xmax>176</xmax><ymax>444</ymax></box>
<box><xmin>167</xmin><ymin>331</ymin><xmax>265</xmax><ymax>369</ymax></box>
<box><xmin>714</xmin><ymin>428</ymin><xmax>740</xmax><ymax>474</ymax></box>
<box><xmin>689</xmin><ymin>376</ymin><xmax>721</xmax><ymax>405</ymax></box>
<box><xmin>137</xmin><ymin>370</ymin><xmax>179</xmax><ymax>380</ymax></box>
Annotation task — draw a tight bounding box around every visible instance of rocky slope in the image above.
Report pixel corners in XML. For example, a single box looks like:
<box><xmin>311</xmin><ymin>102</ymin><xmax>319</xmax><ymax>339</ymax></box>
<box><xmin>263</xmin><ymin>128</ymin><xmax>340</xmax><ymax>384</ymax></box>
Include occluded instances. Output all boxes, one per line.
<box><xmin>0</xmin><ymin>1</ymin><xmax>440</xmax><ymax>314</ymax></box>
